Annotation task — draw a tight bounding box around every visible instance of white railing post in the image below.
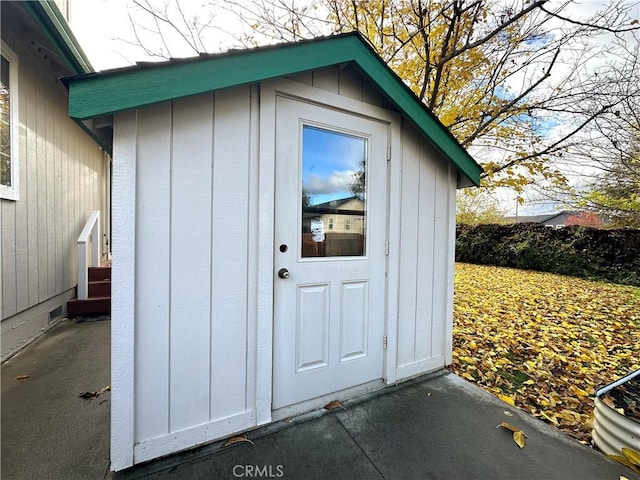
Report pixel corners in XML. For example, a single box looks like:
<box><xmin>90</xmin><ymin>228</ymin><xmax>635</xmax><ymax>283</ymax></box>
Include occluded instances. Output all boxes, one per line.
<box><xmin>77</xmin><ymin>241</ymin><xmax>88</xmax><ymax>299</ymax></box>
<box><xmin>91</xmin><ymin>217</ymin><xmax>100</xmax><ymax>269</ymax></box>
<box><xmin>77</xmin><ymin>210</ymin><xmax>101</xmax><ymax>300</ymax></box>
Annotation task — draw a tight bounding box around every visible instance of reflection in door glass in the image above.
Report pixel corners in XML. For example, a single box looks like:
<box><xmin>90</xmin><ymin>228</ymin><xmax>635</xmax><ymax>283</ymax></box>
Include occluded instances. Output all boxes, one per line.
<box><xmin>301</xmin><ymin>126</ymin><xmax>367</xmax><ymax>257</ymax></box>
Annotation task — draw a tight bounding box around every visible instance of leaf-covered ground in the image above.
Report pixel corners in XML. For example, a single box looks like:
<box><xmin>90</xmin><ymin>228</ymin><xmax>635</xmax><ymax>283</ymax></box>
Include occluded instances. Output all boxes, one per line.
<box><xmin>450</xmin><ymin>263</ymin><xmax>640</xmax><ymax>444</ymax></box>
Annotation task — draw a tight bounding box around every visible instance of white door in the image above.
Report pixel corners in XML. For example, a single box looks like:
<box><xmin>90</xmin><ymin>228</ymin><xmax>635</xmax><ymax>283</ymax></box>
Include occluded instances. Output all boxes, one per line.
<box><xmin>273</xmin><ymin>96</ymin><xmax>388</xmax><ymax>409</ymax></box>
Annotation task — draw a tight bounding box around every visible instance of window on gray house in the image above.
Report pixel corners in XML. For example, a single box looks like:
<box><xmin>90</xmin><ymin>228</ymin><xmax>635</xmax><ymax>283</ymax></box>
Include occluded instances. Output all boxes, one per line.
<box><xmin>0</xmin><ymin>54</ymin><xmax>10</xmax><ymax>188</ymax></box>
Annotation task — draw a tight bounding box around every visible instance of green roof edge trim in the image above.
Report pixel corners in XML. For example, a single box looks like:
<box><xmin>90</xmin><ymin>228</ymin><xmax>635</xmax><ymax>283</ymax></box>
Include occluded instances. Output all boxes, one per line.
<box><xmin>349</xmin><ymin>38</ymin><xmax>481</xmax><ymax>186</ymax></box>
<box><xmin>23</xmin><ymin>1</ymin><xmax>93</xmax><ymax>75</ymax></box>
<box><xmin>66</xmin><ymin>33</ymin><xmax>481</xmax><ymax>185</ymax></box>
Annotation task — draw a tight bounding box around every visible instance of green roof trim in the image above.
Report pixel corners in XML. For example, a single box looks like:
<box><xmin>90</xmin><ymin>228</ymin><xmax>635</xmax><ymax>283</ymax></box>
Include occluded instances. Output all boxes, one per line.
<box><xmin>66</xmin><ymin>33</ymin><xmax>482</xmax><ymax>185</ymax></box>
<box><xmin>23</xmin><ymin>1</ymin><xmax>93</xmax><ymax>75</ymax></box>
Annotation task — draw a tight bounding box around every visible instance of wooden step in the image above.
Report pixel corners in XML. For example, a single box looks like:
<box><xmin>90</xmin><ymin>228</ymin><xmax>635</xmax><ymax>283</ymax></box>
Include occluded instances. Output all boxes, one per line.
<box><xmin>67</xmin><ymin>296</ymin><xmax>111</xmax><ymax>316</ymax></box>
<box><xmin>88</xmin><ymin>266</ymin><xmax>111</xmax><ymax>282</ymax></box>
<box><xmin>88</xmin><ymin>279</ymin><xmax>111</xmax><ymax>297</ymax></box>
<box><xmin>69</xmin><ymin>264</ymin><xmax>112</xmax><ymax>316</ymax></box>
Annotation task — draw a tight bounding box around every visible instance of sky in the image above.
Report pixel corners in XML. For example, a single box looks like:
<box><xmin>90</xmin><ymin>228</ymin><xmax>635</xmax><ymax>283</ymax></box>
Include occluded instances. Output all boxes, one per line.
<box><xmin>69</xmin><ymin>1</ymin><xmax>632</xmax><ymax>71</ymax></box>
<box><xmin>69</xmin><ymin>0</ymin><xmax>130</xmax><ymax>71</ymax></box>
<box><xmin>67</xmin><ymin>0</ymin><xmax>638</xmax><ymax>215</ymax></box>
<box><xmin>302</xmin><ymin>126</ymin><xmax>366</xmax><ymax>206</ymax></box>
<box><xmin>70</xmin><ymin>0</ymin><xmax>245</xmax><ymax>71</ymax></box>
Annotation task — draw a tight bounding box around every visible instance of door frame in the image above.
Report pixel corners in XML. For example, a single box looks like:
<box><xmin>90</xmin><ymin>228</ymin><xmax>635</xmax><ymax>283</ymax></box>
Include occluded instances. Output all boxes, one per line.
<box><xmin>256</xmin><ymin>78</ymin><xmax>402</xmax><ymax>425</ymax></box>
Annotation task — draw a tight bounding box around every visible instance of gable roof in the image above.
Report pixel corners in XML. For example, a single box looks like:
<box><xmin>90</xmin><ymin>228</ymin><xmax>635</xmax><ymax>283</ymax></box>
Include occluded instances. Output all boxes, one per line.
<box><xmin>64</xmin><ymin>32</ymin><xmax>482</xmax><ymax>186</ymax></box>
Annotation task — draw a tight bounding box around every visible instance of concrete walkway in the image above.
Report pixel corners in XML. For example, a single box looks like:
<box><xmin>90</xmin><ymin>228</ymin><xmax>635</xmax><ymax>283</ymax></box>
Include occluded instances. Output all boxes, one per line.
<box><xmin>1</xmin><ymin>317</ymin><xmax>111</xmax><ymax>480</ymax></box>
<box><xmin>2</xmin><ymin>318</ymin><xmax>638</xmax><ymax>480</ymax></box>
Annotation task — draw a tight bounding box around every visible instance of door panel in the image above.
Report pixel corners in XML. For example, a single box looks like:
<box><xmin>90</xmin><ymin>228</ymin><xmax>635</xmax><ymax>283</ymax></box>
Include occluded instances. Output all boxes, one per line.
<box><xmin>339</xmin><ymin>281</ymin><xmax>369</xmax><ymax>362</ymax></box>
<box><xmin>273</xmin><ymin>96</ymin><xmax>388</xmax><ymax>409</ymax></box>
<box><xmin>296</xmin><ymin>283</ymin><xmax>330</xmax><ymax>372</ymax></box>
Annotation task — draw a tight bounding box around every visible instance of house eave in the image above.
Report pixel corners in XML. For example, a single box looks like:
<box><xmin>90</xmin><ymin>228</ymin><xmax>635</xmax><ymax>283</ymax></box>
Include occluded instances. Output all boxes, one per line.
<box><xmin>22</xmin><ymin>1</ymin><xmax>93</xmax><ymax>75</ymax></box>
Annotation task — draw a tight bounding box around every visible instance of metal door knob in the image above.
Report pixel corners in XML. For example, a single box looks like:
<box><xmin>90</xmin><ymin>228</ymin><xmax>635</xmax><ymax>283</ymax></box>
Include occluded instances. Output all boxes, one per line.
<box><xmin>278</xmin><ymin>268</ymin><xmax>290</xmax><ymax>279</ymax></box>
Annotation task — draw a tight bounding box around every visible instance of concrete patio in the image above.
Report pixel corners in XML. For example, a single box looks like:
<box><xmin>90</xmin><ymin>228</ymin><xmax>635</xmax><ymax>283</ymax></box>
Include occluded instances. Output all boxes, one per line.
<box><xmin>1</xmin><ymin>317</ymin><xmax>636</xmax><ymax>480</ymax></box>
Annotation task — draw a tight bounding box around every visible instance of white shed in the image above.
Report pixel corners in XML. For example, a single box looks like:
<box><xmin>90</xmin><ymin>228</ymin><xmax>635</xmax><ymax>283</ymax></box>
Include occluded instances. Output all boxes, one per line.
<box><xmin>66</xmin><ymin>33</ymin><xmax>482</xmax><ymax>471</ymax></box>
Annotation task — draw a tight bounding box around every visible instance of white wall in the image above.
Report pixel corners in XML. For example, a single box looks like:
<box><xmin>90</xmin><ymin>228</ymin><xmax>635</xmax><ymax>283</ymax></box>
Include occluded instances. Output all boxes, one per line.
<box><xmin>395</xmin><ymin>126</ymin><xmax>457</xmax><ymax>379</ymax></box>
<box><xmin>112</xmin><ymin>67</ymin><xmax>457</xmax><ymax>468</ymax></box>
<box><xmin>113</xmin><ymin>86</ymin><xmax>258</xmax><ymax>466</ymax></box>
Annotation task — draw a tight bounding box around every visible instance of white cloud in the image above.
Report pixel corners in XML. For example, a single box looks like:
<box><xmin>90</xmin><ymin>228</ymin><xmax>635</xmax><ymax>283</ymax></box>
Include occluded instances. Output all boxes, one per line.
<box><xmin>304</xmin><ymin>170</ymin><xmax>356</xmax><ymax>196</ymax></box>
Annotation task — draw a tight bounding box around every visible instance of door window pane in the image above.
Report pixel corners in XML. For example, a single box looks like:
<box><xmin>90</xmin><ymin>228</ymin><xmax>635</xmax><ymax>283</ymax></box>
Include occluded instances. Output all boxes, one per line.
<box><xmin>301</xmin><ymin>125</ymin><xmax>367</xmax><ymax>257</ymax></box>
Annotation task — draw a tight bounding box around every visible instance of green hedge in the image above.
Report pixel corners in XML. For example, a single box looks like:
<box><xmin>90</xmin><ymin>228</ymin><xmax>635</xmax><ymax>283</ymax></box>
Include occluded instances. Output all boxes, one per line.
<box><xmin>455</xmin><ymin>224</ymin><xmax>640</xmax><ymax>286</ymax></box>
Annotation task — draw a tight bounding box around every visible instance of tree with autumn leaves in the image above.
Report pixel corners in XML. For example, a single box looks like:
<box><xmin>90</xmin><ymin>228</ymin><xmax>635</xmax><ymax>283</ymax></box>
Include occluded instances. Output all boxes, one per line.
<box><xmin>127</xmin><ymin>0</ymin><xmax>639</xmax><ymax>217</ymax></box>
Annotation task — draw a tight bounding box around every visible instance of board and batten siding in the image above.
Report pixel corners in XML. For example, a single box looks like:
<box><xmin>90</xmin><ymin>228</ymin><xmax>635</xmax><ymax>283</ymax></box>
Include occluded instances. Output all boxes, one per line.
<box><xmin>394</xmin><ymin>124</ymin><xmax>457</xmax><ymax>380</ymax></box>
<box><xmin>286</xmin><ymin>64</ymin><xmax>392</xmax><ymax>110</ymax></box>
<box><xmin>1</xmin><ymin>27</ymin><xmax>109</xmax><ymax>361</ymax></box>
<box><xmin>112</xmin><ymin>69</ymin><xmax>458</xmax><ymax>468</ymax></box>
<box><xmin>113</xmin><ymin>86</ymin><xmax>258</xmax><ymax>464</ymax></box>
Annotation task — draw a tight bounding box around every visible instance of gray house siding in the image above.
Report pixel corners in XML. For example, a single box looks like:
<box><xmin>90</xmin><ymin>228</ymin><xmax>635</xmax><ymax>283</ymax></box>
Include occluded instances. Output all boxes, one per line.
<box><xmin>1</xmin><ymin>17</ymin><xmax>109</xmax><ymax>361</ymax></box>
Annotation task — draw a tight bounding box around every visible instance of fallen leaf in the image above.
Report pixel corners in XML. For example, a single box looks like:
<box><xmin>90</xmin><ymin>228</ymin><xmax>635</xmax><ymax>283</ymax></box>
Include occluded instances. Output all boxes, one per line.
<box><xmin>621</xmin><ymin>448</ymin><xmax>640</xmax><ymax>467</ymax></box>
<box><xmin>323</xmin><ymin>400</ymin><xmax>345</xmax><ymax>410</ymax></box>
<box><xmin>497</xmin><ymin>422</ymin><xmax>527</xmax><ymax>448</ymax></box>
<box><xmin>223</xmin><ymin>434</ymin><xmax>254</xmax><ymax>447</ymax></box>
<box><xmin>498</xmin><ymin>394</ymin><xmax>515</xmax><ymax>406</ymax></box>
<box><xmin>99</xmin><ymin>384</ymin><xmax>111</xmax><ymax>394</ymax></box>
<box><xmin>513</xmin><ymin>430</ymin><xmax>526</xmax><ymax>448</ymax></box>
<box><xmin>15</xmin><ymin>375</ymin><xmax>30</xmax><ymax>380</ymax></box>
<box><xmin>608</xmin><ymin>455</ymin><xmax>640</xmax><ymax>473</ymax></box>
<box><xmin>497</xmin><ymin>422</ymin><xmax>521</xmax><ymax>433</ymax></box>
<box><xmin>570</xmin><ymin>385</ymin><xmax>589</xmax><ymax>397</ymax></box>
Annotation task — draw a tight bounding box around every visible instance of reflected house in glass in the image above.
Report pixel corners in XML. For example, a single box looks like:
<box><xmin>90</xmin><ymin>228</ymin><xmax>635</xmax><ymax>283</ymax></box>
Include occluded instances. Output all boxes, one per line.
<box><xmin>65</xmin><ymin>33</ymin><xmax>483</xmax><ymax>471</ymax></box>
<box><xmin>302</xmin><ymin>196</ymin><xmax>365</xmax><ymax>257</ymax></box>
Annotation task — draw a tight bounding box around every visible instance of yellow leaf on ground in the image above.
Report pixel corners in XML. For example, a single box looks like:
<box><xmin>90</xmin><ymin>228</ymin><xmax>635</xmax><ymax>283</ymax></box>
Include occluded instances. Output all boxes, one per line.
<box><xmin>540</xmin><ymin>411</ymin><xmax>559</xmax><ymax>426</ymax></box>
<box><xmin>513</xmin><ymin>430</ymin><xmax>526</xmax><ymax>448</ymax></box>
<box><xmin>608</xmin><ymin>455</ymin><xmax>640</xmax><ymax>473</ymax></box>
<box><xmin>622</xmin><ymin>448</ymin><xmax>640</xmax><ymax>466</ymax></box>
<box><xmin>570</xmin><ymin>385</ymin><xmax>589</xmax><ymax>397</ymax></box>
<box><xmin>498</xmin><ymin>394</ymin><xmax>515</xmax><ymax>406</ymax></box>
<box><xmin>497</xmin><ymin>422</ymin><xmax>526</xmax><ymax>448</ymax></box>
